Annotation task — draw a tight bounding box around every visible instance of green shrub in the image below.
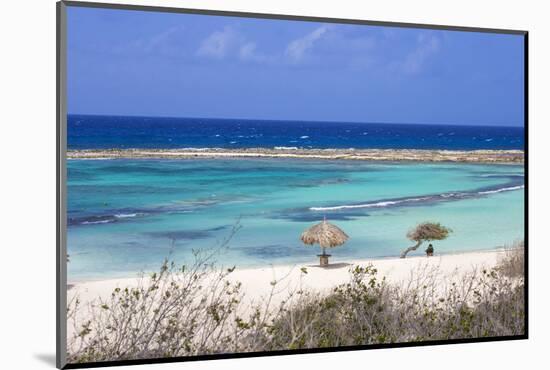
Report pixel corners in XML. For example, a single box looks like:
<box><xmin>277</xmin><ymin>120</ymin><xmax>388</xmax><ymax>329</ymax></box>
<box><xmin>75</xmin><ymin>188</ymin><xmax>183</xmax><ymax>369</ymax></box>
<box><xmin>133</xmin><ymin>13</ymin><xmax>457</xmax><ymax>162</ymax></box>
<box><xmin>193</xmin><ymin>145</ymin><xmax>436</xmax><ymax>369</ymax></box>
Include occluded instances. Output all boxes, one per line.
<box><xmin>67</xmin><ymin>238</ymin><xmax>525</xmax><ymax>363</ymax></box>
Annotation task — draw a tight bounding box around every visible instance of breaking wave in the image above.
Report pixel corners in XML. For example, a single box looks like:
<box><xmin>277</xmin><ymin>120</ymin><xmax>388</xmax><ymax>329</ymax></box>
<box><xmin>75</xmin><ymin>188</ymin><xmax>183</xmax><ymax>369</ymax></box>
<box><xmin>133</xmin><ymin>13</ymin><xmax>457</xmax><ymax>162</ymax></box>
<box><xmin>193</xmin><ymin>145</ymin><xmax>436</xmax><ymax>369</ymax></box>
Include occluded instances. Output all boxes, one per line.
<box><xmin>310</xmin><ymin>184</ymin><xmax>524</xmax><ymax>212</ymax></box>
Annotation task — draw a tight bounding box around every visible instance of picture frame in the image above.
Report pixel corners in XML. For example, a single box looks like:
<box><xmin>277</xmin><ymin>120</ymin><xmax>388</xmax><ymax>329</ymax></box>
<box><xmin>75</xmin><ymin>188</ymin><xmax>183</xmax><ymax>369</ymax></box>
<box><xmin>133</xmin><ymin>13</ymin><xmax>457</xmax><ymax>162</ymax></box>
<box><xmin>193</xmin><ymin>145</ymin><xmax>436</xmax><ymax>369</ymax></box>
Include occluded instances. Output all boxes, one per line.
<box><xmin>57</xmin><ymin>1</ymin><xmax>528</xmax><ymax>368</ymax></box>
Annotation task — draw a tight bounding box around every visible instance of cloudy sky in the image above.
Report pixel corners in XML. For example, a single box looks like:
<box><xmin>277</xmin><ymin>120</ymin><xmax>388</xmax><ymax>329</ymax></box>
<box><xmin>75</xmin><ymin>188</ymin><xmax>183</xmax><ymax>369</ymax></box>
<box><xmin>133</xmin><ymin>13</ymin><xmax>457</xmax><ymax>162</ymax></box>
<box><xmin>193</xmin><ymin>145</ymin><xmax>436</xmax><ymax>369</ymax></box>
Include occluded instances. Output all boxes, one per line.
<box><xmin>67</xmin><ymin>6</ymin><xmax>525</xmax><ymax>126</ymax></box>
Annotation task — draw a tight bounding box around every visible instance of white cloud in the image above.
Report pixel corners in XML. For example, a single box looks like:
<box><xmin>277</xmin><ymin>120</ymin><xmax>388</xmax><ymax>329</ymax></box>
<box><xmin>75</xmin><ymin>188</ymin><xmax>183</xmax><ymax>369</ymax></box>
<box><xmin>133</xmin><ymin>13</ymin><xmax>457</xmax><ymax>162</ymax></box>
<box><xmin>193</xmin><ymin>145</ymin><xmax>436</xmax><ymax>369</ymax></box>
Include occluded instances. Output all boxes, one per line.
<box><xmin>196</xmin><ymin>26</ymin><xmax>238</xmax><ymax>59</ymax></box>
<box><xmin>114</xmin><ymin>25</ymin><xmax>186</xmax><ymax>56</ymax></box>
<box><xmin>239</xmin><ymin>42</ymin><xmax>256</xmax><ymax>59</ymax></box>
<box><xmin>194</xmin><ymin>23</ymin><xmax>380</xmax><ymax>69</ymax></box>
<box><xmin>285</xmin><ymin>26</ymin><xmax>330</xmax><ymax>63</ymax></box>
<box><xmin>401</xmin><ymin>34</ymin><xmax>440</xmax><ymax>74</ymax></box>
<box><xmin>196</xmin><ymin>27</ymin><xmax>273</xmax><ymax>64</ymax></box>
<box><xmin>239</xmin><ymin>42</ymin><xmax>269</xmax><ymax>63</ymax></box>
<box><xmin>140</xmin><ymin>26</ymin><xmax>183</xmax><ymax>53</ymax></box>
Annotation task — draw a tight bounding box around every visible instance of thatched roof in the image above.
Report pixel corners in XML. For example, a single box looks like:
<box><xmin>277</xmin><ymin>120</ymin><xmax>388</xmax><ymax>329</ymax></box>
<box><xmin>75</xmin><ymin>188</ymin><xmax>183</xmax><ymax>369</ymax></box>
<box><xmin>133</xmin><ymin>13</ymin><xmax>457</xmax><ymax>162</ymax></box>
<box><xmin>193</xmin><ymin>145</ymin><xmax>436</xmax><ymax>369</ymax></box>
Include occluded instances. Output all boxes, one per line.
<box><xmin>300</xmin><ymin>220</ymin><xmax>349</xmax><ymax>248</ymax></box>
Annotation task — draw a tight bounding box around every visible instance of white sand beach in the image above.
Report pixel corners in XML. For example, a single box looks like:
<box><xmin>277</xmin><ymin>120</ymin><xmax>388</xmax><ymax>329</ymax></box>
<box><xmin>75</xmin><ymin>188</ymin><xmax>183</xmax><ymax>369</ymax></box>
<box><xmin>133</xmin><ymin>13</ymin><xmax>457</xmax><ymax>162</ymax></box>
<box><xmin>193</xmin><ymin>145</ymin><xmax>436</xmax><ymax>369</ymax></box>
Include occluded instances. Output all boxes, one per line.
<box><xmin>68</xmin><ymin>249</ymin><xmax>506</xmax><ymax>312</ymax></box>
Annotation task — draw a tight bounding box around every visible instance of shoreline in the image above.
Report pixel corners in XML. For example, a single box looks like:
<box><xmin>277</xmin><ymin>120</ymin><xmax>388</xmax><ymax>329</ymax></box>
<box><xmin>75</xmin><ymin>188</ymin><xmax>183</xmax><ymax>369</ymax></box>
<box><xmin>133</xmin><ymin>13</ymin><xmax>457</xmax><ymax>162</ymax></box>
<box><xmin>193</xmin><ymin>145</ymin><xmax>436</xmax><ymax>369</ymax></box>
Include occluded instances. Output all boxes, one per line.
<box><xmin>67</xmin><ymin>147</ymin><xmax>524</xmax><ymax>164</ymax></box>
<box><xmin>68</xmin><ymin>249</ymin><xmax>508</xmax><ymax>304</ymax></box>
<box><xmin>67</xmin><ymin>247</ymin><xmax>508</xmax><ymax>285</ymax></box>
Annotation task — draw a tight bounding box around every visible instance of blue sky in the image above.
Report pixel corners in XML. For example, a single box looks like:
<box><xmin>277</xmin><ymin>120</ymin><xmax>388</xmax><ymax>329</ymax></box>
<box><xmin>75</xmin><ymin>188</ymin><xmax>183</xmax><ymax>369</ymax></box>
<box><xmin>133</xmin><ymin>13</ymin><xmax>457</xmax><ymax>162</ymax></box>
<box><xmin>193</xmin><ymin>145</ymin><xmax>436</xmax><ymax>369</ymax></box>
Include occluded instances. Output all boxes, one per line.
<box><xmin>67</xmin><ymin>6</ymin><xmax>525</xmax><ymax>126</ymax></box>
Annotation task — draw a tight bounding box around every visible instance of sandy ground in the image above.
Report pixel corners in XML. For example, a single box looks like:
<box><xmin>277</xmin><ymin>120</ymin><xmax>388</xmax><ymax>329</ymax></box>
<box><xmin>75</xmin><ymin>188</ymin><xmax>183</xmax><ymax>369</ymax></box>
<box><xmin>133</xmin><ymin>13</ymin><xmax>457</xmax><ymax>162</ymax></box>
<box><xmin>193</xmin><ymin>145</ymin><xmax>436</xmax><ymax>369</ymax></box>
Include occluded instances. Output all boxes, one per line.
<box><xmin>68</xmin><ymin>249</ymin><xmax>506</xmax><ymax>310</ymax></box>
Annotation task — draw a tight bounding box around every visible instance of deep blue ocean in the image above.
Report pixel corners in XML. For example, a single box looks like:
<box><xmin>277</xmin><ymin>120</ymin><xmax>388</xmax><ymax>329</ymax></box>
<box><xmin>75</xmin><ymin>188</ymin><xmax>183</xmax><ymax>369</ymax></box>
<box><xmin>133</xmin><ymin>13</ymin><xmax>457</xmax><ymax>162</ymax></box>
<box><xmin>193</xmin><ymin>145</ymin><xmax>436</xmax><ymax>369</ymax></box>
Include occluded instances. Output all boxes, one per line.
<box><xmin>68</xmin><ymin>115</ymin><xmax>524</xmax><ymax>150</ymax></box>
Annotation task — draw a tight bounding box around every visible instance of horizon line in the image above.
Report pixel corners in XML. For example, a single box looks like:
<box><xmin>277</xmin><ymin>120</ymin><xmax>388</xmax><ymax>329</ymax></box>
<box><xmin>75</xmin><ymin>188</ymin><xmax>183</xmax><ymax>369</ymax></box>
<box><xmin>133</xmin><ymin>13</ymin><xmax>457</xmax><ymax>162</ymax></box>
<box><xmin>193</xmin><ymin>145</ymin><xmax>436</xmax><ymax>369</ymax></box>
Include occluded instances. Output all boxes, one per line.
<box><xmin>67</xmin><ymin>112</ymin><xmax>525</xmax><ymax>128</ymax></box>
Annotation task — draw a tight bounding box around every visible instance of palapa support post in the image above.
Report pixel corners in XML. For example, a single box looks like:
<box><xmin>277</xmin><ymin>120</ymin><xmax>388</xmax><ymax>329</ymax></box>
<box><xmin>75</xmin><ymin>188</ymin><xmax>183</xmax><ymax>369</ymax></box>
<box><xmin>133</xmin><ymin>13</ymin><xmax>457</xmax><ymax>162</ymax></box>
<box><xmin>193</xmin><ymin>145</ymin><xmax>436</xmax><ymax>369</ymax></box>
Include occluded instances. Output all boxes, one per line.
<box><xmin>318</xmin><ymin>254</ymin><xmax>331</xmax><ymax>266</ymax></box>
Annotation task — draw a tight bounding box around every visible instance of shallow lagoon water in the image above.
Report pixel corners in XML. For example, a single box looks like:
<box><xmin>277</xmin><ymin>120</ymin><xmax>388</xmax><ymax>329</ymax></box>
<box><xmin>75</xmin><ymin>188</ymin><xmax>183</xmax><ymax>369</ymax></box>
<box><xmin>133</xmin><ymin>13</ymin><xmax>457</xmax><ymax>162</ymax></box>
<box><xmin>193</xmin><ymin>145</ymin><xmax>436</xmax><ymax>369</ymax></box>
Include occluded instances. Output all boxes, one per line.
<box><xmin>67</xmin><ymin>158</ymin><xmax>524</xmax><ymax>281</ymax></box>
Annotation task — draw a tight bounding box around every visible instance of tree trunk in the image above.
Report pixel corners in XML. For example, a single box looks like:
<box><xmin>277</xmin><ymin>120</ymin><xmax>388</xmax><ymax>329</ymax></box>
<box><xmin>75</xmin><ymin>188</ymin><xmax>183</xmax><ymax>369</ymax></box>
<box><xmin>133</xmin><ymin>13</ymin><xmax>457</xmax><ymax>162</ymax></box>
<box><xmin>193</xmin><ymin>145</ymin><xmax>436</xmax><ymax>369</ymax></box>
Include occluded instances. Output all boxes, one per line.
<box><xmin>400</xmin><ymin>240</ymin><xmax>422</xmax><ymax>258</ymax></box>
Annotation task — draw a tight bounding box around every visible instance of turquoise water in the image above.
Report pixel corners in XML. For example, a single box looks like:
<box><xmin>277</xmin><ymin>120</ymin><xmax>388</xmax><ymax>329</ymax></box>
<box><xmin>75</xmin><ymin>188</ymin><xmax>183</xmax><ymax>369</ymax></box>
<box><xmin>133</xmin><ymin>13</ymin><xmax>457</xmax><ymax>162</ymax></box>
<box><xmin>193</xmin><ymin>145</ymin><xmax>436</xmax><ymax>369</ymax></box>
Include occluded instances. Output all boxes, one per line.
<box><xmin>67</xmin><ymin>159</ymin><xmax>524</xmax><ymax>281</ymax></box>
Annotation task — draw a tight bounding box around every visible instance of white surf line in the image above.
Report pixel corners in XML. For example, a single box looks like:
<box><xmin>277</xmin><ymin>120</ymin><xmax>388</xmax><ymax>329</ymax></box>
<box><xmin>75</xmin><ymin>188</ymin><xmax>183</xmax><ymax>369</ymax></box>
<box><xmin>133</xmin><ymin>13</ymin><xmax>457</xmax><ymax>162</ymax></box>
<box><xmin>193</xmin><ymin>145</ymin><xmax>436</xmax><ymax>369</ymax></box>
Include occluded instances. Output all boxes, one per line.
<box><xmin>310</xmin><ymin>185</ymin><xmax>524</xmax><ymax>212</ymax></box>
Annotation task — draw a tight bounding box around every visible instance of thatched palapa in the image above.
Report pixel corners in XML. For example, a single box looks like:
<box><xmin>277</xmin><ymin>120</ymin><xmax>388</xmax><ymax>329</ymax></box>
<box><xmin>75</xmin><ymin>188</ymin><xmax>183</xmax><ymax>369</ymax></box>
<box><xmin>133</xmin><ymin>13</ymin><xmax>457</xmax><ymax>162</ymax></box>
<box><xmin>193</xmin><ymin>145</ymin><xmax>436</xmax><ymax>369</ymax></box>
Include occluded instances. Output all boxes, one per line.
<box><xmin>300</xmin><ymin>219</ymin><xmax>349</xmax><ymax>266</ymax></box>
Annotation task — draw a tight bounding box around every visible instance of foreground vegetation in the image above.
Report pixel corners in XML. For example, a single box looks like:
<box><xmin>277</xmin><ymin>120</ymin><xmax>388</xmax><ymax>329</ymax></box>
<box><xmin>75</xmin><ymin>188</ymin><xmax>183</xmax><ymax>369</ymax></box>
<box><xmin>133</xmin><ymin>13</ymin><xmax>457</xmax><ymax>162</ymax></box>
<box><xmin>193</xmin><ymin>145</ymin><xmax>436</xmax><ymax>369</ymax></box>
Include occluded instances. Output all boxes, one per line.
<box><xmin>67</xmin><ymin>240</ymin><xmax>525</xmax><ymax>363</ymax></box>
